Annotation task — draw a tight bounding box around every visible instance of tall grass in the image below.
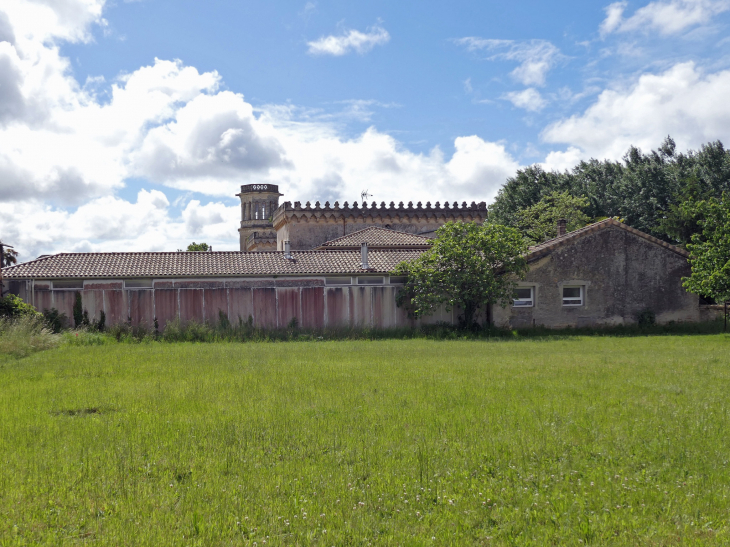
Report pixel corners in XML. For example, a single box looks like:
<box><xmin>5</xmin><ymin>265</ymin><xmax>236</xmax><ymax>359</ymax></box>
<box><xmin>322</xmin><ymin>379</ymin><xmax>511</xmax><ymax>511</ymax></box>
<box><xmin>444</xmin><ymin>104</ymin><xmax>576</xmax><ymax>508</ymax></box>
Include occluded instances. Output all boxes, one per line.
<box><xmin>1</xmin><ymin>336</ymin><xmax>730</xmax><ymax>544</ymax></box>
<box><xmin>0</xmin><ymin>314</ymin><xmax>60</xmax><ymax>358</ymax></box>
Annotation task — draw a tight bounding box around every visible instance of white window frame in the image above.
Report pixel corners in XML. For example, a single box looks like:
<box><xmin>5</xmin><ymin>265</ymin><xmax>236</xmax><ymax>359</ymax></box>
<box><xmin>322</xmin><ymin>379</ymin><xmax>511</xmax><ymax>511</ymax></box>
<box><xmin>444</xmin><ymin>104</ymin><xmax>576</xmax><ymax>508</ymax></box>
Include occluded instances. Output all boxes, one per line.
<box><xmin>562</xmin><ymin>285</ymin><xmax>584</xmax><ymax>307</ymax></box>
<box><xmin>512</xmin><ymin>286</ymin><xmax>534</xmax><ymax>307</ymax></box>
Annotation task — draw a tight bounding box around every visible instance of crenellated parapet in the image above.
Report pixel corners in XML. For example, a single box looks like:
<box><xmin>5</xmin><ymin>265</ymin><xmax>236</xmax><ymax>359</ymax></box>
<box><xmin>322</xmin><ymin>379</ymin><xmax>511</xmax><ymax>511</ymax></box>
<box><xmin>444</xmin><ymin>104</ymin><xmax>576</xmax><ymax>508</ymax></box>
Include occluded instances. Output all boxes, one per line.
<box><xmin>272</xmin><ymin>199</ymin><xmax>488</xmax><ymax>250</ymax></box>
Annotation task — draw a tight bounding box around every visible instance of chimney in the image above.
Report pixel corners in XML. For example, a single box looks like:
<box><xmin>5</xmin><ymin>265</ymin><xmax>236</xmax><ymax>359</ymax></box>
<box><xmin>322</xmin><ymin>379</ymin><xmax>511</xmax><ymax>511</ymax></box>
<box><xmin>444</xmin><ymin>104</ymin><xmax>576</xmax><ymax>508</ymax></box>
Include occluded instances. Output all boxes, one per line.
<box><xmin>557</xmin><ymin>219</ymin><xmax>567</xmax><ymax>237</ymax></box>
<box><xmin>284</xmin><ymin>240</ymin><xmax>292</xmax><ymax>260</ymax></box>
<box><xmin>361</xmin><ymin>242</ymin><xmax>369</xmax><ymax>269</ymax></box>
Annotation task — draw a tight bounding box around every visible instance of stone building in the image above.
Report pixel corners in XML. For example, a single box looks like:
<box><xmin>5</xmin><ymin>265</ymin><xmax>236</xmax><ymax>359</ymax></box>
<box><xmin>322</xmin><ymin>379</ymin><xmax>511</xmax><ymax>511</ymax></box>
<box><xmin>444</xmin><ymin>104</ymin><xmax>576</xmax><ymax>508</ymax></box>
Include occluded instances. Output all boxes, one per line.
<box><xmin>4</xmin><ymin>186</ymin><xmax>717</xmax><ymax>329</ymax></box>
<box><xmin>492</xmin><ymin>219</ymin><xmax>707</xmax><ymax>328</ymax></box>
<box><xmin>237</xmin><ymin>184</ymin><xmax>283</xmax><ymax>251</ymax></box>
<box><xmin>236</xmin><ymin>183</ymin><xmax>488</xmax><ymax>252</ymax></box>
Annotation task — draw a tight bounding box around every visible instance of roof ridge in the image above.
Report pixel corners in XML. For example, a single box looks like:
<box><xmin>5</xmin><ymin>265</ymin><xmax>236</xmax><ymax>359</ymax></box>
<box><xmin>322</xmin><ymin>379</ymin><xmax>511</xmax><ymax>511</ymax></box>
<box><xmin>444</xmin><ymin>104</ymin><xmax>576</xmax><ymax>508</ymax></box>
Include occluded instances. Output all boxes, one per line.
<box><xmin>527</xmin><ymin>218</ymin><xmax>688</xmax><ymax>259</ymax></box>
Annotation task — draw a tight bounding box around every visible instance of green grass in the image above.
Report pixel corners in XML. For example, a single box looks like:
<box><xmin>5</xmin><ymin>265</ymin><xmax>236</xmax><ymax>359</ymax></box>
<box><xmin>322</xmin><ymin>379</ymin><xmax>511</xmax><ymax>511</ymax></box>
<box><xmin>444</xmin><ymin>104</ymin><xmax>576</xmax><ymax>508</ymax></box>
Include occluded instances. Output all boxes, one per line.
<box><xmin>1</xmin><ymin>336</ymin><xmax>730</xmax><ymax>545</ymax></box>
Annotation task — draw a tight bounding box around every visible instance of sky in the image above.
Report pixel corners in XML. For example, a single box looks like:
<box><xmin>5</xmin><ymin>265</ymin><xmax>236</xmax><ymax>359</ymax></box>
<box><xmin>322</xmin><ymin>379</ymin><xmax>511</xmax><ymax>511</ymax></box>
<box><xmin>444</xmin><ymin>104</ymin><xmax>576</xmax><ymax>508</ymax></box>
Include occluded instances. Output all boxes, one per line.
<box><xmin>2</xmin><ymin>0</ymin><xmax>730</xmax><ymax>260</ymax></box>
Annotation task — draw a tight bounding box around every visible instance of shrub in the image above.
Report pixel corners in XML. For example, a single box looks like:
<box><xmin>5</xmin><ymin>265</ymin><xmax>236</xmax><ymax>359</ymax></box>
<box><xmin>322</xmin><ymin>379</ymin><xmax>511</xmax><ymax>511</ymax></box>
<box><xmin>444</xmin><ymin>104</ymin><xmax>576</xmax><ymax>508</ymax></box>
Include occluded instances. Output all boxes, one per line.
<box><xmin>73</xmin><ymin>292</ymin><xmax>83</xmax><ymax>328</ymax></box>
<box><xmin>637</xmin><ymin>309</ymin><xmax>656</xmax><ymax>327</ymax></box>
<box><xmin>0</xmin><ymin>314</ymin><xmax>60</xmax><ymax>358</ymax></box>
<box><xmin>42</xmin><ymin>307</ymin><xmax>68</xmax><ymax>333</ymax></box>
<box><xmin>0</xmin><ymin>294</ymin><xmax>40</xmax><ymax>318</ymax></box>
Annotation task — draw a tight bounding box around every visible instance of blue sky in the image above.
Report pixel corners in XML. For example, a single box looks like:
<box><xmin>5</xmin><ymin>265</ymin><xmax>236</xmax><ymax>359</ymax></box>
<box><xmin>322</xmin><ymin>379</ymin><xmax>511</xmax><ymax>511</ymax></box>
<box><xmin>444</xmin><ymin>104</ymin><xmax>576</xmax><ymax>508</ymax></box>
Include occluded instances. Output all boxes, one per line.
<box><xmin>2</xmin><ymin>0</ymin><xmax>730</xmax><ymax>259</ymax></box>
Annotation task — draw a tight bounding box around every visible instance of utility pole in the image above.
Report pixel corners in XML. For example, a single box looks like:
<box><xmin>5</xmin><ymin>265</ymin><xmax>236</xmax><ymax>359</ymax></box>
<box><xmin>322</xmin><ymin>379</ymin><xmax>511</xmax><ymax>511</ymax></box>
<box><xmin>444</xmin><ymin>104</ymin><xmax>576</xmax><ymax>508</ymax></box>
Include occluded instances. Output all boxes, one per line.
<box><xmin>0</xmin><ymin>241</ymin><xmax>14</xmax><ymax>297</ymax></box>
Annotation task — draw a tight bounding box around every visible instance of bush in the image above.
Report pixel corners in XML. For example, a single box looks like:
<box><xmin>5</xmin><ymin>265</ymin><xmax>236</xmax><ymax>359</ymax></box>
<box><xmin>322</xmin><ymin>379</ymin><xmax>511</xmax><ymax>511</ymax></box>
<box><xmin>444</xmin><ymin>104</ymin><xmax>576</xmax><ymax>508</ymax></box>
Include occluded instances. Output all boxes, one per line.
<box><xmin>0</xmin><ymin>294</ymin><xmax>40</xmax><ymax>318</ymax></box>
<box><xmin>637</xmin><ymin>309</ymin><xmax>656</xmax><ymax>327</ymax></box>
<box><xmin>42</xmin><ymin>308</ymin><xmax>68</xmax><ymax>333</ymax></box>
<box><xmin>0</xmin><ymin>315</ymin><xmax>60</xmax><ymax>358</ymax></box>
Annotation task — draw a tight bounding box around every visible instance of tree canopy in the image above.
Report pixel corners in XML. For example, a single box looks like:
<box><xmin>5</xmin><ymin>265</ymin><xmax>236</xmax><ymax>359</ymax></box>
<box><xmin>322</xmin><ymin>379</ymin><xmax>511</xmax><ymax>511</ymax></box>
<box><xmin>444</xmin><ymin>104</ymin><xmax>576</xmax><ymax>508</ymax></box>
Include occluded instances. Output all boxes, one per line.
<box><xmin>489</xmin><ymin>137</ymin><xmax>730</xmax><ymax>247</ymax></box>
<box><xmin>393</xmin><ymin>221</ymin><xmax>528</xmax><ymax>328</ymax></box>
<box><xmin>186</xmin><ymin>242</ymin><xmax>210</xmax><ymax>252</ymax></box>
<box><xmin>514</xmin><ymin>191</ymin><xmax>590</xmax><ymax>245</ymax></box>
<box><xmin>683</xmin><ymin>195</ymin><xmax>730</xmax><ymax>303</ymax></box>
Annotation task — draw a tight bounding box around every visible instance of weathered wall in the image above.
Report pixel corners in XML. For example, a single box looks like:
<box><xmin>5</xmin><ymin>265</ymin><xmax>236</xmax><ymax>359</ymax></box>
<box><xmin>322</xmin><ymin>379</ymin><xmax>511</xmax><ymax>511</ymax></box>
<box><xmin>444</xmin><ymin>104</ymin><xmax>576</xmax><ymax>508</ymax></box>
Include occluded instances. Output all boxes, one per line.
<box><xmin>13</xmin><ymin>277</ymin><xmax>453</xmax><ymax>330</ymax></box>
<box><xmin>272</xmin><ymin>201</ymin><xmax>488</xmax><ymax>251</ymax></box>
<box><xmin>492</xmin><ymin>226</ymin><xmax>700</xmax><ymax>328</ymax></box>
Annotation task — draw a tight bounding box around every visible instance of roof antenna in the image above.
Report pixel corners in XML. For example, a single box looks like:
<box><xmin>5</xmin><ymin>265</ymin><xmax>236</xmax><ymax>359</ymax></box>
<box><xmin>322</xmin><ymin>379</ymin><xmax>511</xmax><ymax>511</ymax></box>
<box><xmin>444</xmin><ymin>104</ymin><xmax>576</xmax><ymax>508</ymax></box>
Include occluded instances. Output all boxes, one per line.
<box><xmin>360</xmin><ymin>189</ymin><xmax>372</xmax><ymax>205</ymax></box>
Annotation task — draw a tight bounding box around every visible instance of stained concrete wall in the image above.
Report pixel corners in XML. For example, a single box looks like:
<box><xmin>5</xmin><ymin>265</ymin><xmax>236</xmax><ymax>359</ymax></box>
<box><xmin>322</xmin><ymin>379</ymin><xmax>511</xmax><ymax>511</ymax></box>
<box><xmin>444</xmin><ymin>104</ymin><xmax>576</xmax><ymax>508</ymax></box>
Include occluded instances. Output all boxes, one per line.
<box><xmin>11</xmin><ymin>277</ymin><xmax>451</xmax><ymax>330</ymax></box>
<box><xmin>492</xmin><ymin>226</ymin><xmax>700</xmax><ymax>328</ymax></box>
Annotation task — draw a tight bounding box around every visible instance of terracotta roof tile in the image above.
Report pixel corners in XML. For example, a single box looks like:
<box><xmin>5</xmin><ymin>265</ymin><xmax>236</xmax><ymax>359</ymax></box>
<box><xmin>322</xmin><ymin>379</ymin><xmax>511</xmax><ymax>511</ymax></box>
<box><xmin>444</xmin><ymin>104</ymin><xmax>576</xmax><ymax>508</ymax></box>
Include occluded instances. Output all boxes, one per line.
<box><xmin>318</xmin><ymin>227</ymin><xmax>433</xmax><ymax>249</ymax></box>
<box><xmin>3</xmin><ymin>250</ymin><xmax>424</xmax><ymax>279</ymax></box>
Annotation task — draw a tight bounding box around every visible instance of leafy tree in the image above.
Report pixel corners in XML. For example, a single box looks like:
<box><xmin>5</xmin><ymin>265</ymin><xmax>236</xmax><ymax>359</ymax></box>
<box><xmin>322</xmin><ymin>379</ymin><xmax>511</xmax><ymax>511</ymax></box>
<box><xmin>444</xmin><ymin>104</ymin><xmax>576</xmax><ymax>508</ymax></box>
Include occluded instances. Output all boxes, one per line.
<box><xmin>683</xmin><ymin>195</ymin><xmax>730</xmax><ymax>303</ymax></box>
<box><xmin>1</xmin><ymin>247</ymin><xmax>18</xmax><ymax>268</ymax></box>
<box><xmin>514</xmin><ymin>191</ymin><xmax>590</xmax><ymax>245</ymax></box>
<box><xmin>657</xmin><ymin>176</ymin><xmax>708</xmax><ymax>247</ymax></box>
<box><xmin>0</xmin><ymin>294</ymin><xmax>39</xmax><ymax>317</ymax></box>
<box><xmin>187</xmin><ymin>242</ymin><xmax>210</xmax><ymax>251</ymax></box>
<box><xmin>394</xmin><ymin>221</ymin><xmax>528</xmax><ymax>328</ymax></box>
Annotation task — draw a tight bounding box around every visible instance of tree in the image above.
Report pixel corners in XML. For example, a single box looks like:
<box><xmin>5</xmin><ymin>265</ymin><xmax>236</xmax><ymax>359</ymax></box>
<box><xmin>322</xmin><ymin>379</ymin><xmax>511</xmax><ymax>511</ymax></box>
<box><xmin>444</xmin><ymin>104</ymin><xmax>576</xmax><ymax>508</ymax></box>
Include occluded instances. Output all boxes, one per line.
<box><xmin>683</xmin><ymin>195</ymin><xmax>730</xmax><ymax>303</ymax></box>
<box><xmin>394</xmin><ymin>221</ymin><xmax>528</xmax><ymax>328</ymax></box>
<box><xmin>186</xmin><ymin>242</ymin><xmax>210</xmax><ymax>252</ymax></box>
<box><xmin>514</xmin><ymin>191</ymin><xmax>590</xmax><ymax>245</ymax></box>
<box><xmin>1</xmin><ymin>248</ymin><xmax>18</xmax><ymax>268</ymax></box>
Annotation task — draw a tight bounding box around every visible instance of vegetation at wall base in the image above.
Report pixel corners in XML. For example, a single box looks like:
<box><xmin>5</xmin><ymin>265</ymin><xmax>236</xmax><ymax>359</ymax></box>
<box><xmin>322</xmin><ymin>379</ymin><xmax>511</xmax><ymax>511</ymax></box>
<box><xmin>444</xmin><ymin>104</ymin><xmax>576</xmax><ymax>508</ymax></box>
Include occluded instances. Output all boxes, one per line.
<box><xmin>1</xmin><ymin>336</ymin><xmax>730</xmax><ymax>544</ymax></box>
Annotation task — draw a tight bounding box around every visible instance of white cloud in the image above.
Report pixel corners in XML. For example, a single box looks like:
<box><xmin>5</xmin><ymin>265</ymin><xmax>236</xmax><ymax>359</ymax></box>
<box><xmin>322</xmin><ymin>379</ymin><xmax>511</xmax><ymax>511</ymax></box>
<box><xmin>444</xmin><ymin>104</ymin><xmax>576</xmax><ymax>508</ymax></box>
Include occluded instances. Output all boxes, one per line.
<box><xmin>542</xmin><ymin>62</ymin><xmax>730</xmax><ymax>160</ymax></box>
<box><xmin>541</xmin><ymin>147</ymin><xmax>585</xmax><ymax>172</ymax></box>
<box><xmin>502</xmin><ymin>88</ymin><xmax>547</xmax><ymax>112</ymax></box>
<box><xmin>0</xmin><ymin>2</ymin><xmax>520</xmax><ymax>261</ymax></box>
<box><xmin>600</xmin><ymin>0</ymin><xmax>730</xmax><ymax>36</ymax></box>
<box><xmin>307</xmin><ymin>24</ymin><xmax>390</xmax><ymax>56</ymax></box>
<box><xmin>454</xmin><ymin>38</ymin><xmax>561</xmax><ymax>86</ymax></box>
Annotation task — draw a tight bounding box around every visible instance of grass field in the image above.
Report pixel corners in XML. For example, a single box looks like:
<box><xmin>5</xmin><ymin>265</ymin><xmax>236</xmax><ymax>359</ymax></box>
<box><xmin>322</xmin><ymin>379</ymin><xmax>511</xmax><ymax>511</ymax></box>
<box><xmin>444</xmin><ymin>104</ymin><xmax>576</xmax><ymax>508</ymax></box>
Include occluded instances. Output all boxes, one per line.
<box><xmin>1</xmin><ymin>335</ymin><xmax>730</xmax><ymax>545</ymax></box>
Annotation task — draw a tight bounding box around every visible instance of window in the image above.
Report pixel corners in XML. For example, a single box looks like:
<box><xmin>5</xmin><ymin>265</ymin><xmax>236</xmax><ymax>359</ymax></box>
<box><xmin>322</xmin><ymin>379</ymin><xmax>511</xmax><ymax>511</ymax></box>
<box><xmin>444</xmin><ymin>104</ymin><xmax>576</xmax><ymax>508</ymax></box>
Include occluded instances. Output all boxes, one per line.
<box><xmin>357</xmin><ymin>277</ymin><xmax>384</xmax><ymax>285</ymax></box>
<box><xmin>124</xmin><ymin>279</ymin><xmax>153</xmax><ymax>289</ymax></box>
<box><xmin>51</xmin><ymin>280</ymin><xmax>84</xmax><ymax>289</ymax></box>
<box><xmin>562</xmin><ymin>286</ymin><xmax>584</xmax><ymax>306</ymax></box>
<box><xmin>325</xmin><ymin>277</ymin><xmax>352</xmax><ymax>286</ymax></box>
<box><xmin>389</xmin><ymin>276</ymin><xmax>407</xmax><ymax>285</ymax></box>
<box><xmin>513</xmin><ymin>287</ymin><xmax>534</xmax><ymax>307</ymax></box>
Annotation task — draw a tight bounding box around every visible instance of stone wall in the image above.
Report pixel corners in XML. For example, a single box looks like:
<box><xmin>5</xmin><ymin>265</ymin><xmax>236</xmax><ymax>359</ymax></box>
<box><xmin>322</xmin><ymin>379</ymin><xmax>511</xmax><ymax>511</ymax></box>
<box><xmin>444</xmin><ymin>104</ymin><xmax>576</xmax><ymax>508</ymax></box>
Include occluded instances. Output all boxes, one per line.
<box><xmin>272</xmin><ymin>200</ymin><xmax>488</xmax><ymax>250</ymax></box>
<box><xmin>492</xmin><ymin>226</ymin><xmax>700</xmax><ymax>328</ymax></box>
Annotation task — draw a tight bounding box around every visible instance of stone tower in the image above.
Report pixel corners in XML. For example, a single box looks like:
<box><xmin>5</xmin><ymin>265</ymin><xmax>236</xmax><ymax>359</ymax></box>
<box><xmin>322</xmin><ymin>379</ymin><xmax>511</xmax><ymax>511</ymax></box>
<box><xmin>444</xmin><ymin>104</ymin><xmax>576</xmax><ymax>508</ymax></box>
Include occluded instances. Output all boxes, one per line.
<box><xmin>237</xmin><ymin>184</ymin><xmax>283</xmax><ymax>251</ymax></box>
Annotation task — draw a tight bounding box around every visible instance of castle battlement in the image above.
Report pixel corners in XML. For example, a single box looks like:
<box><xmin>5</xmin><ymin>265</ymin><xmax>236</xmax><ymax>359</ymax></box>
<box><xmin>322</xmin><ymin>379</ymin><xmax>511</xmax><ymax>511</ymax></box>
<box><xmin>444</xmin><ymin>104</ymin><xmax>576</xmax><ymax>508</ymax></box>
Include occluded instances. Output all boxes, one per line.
<box><xmin>270</xmin><ymin>198</ymin><xmax>488</xmax><ymax>251</ymax></box>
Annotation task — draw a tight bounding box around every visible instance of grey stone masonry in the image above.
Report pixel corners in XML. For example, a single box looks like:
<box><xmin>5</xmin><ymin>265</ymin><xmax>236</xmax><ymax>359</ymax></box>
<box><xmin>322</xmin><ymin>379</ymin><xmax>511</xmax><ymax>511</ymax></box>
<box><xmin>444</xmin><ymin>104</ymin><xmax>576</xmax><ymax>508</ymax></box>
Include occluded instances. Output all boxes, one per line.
<box><xmin>272</xmin><ymin>199</ymin><xmax>488</xmax><ymax>251</ymax></box>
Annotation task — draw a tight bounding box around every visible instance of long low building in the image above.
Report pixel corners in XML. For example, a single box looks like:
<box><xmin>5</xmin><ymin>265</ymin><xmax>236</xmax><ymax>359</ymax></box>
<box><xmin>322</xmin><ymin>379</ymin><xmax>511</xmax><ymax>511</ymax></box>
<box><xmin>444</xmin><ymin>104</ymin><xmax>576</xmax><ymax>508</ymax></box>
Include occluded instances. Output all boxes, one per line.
<box><xmin>3</xmin><ymin>221</ymin><xmax>717</xmax><ymax>329</ymax></box>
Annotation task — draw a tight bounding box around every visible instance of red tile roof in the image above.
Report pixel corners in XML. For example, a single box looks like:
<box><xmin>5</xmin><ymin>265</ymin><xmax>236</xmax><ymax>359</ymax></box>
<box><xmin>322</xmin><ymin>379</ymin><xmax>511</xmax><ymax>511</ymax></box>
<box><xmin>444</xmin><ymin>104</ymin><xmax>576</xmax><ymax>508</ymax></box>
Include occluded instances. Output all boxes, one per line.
<box><xmin>3</xmin><ymin>250</ymin><xmax>424</xmax><ymax>279</ymax></box>
<box><xmin>317</xmin><ymin>227</ymin><xmax>433</xmax><ymax>249</ymax></box>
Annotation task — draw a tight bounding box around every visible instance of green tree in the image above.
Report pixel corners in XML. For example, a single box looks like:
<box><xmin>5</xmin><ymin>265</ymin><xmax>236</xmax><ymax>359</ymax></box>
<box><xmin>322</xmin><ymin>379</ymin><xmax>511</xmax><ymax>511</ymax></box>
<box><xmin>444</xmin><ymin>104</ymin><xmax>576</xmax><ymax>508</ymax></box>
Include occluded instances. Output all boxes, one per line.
<box><xmin>515</xmin><ymin>191</ymin><xmax>591</xmax><ymax>245</ymax></box>
<box><xmin>683</xmin><ymin>195</ymin><xmax>730</xmax><ymax>303</ymax></box>
<box><xmin>1</xmin><ymin>247</ymin><xmax>18</xmax><ymax>268</ymax></box>
<box><xmin>394</xmin><ymin>221</ymin><xmax>528</xmax><ymax>328</ymax></box>
<box><xmin>186</xmin><ymin>242</ymin><xmax>210</xmax><ymax>252</ymax></box>
<box><xmin>0</xmin><ymin>294</ymin><xmax>39</xmax><ymax>318</ymax></box>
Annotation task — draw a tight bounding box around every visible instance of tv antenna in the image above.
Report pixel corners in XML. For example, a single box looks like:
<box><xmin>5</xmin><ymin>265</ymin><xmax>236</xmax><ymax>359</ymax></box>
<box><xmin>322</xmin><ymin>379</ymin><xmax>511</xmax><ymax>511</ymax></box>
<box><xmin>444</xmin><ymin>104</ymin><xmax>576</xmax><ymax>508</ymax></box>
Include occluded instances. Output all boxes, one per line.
<box><xmin>360</xmin><ymin>189</ymin><xmax>372</xmax><ymax>203</ymax></box>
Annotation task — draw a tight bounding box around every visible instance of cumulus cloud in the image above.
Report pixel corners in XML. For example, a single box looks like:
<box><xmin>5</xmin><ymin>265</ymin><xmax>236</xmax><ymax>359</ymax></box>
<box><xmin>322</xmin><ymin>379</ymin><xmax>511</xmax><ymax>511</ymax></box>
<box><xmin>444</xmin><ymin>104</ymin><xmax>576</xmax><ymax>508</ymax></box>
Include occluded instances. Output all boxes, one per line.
<box><xmin>502</xmin><ymin>88</ymin><xmax>547</xmax><ymax>112</ymax></box>
<box><xmin>599</xmin><ymin>0</ymin><xmax>730</xmax><ymax>36</ymax></box>
<box><xmin>454</xmin><ymin>38</ymin><xmax>561</xmax><ymax>86</ymax></box>
<box><xmin>542</xmin><ymin>62</ymin><xmax>730</xmax><ymax>160</ymax></box>
<box><xmin>307</xmin><ymin>24</ymin><xmax>390</xmax><ymax>56</ymax></box>
<box><xmin>0</xmin><ymin>2</ymin><xmax>522</xmax><ymax>261</ymax></box>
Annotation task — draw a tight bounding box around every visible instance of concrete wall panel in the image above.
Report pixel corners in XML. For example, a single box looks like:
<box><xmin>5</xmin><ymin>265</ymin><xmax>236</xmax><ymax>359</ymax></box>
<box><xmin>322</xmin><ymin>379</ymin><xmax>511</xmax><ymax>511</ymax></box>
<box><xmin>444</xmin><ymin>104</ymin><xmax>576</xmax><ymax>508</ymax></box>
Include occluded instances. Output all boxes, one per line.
<box><xmin>253</xmin><ymin>288</ymin><xmax>277</xmax><ymax>328</ymax></box>
<box><xmin>325</xmin><ymin>287</ymin><xmax>349</xmax><ymax>327</ymax></box>
<box><xmin>204</xmin><ymin>288</ymin><xmax>229</xmax><ymax>325</ymax></box>
<box><xmin>154</xmin><ymin>289</ymin><xmax>178</xmax><ymax>329</ymax></box>
<box><xmin>277</xmin><ymin>288</ymin><xmax>301</xmax><ymax>328</ymax></box>
<box><xmin>350</xmin><ymin>286</ymin><xmax>372</xmax><ymax>327</ymax></box>
<box><xmin>104</xmin><ymin>290</ymin><xmax>127</xmax><ymax>325</ymax></box>
<box><xmin>80</xmin><ymin>290</ymin><xmax>101</xmax><ymax>322</ymax></box>
<box><xmin>373</xmin><ymin>287</ymin><xmax>397</xmax><ymax>329</ymax></box>
<box><xmin>179</xmin><ymin>289</ymin><xmax>204</xmax><ymax>324</ymax></box>
<box><xmin>53</xmin><ymin>291</ymin><xmax>76</xmax><ymax>323</ymax></box>
<box><xmin>301</xmin><ymin>287</ymin><xmax>325</xmax><ymax>329</ymax></box>
<box><xmin>130</xmin><ymin>290</ymin><xmax>154</xmax><ymax>327</ymax></box>
<box><xmin>34</xmin><ymin>290</ymin><xmax>53</xmax><ymax>315</ymax></box>
<box><xmin>229</xmin><ymin>288</ymin><xmax>254</xmax><ymax>326</ymax></box>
